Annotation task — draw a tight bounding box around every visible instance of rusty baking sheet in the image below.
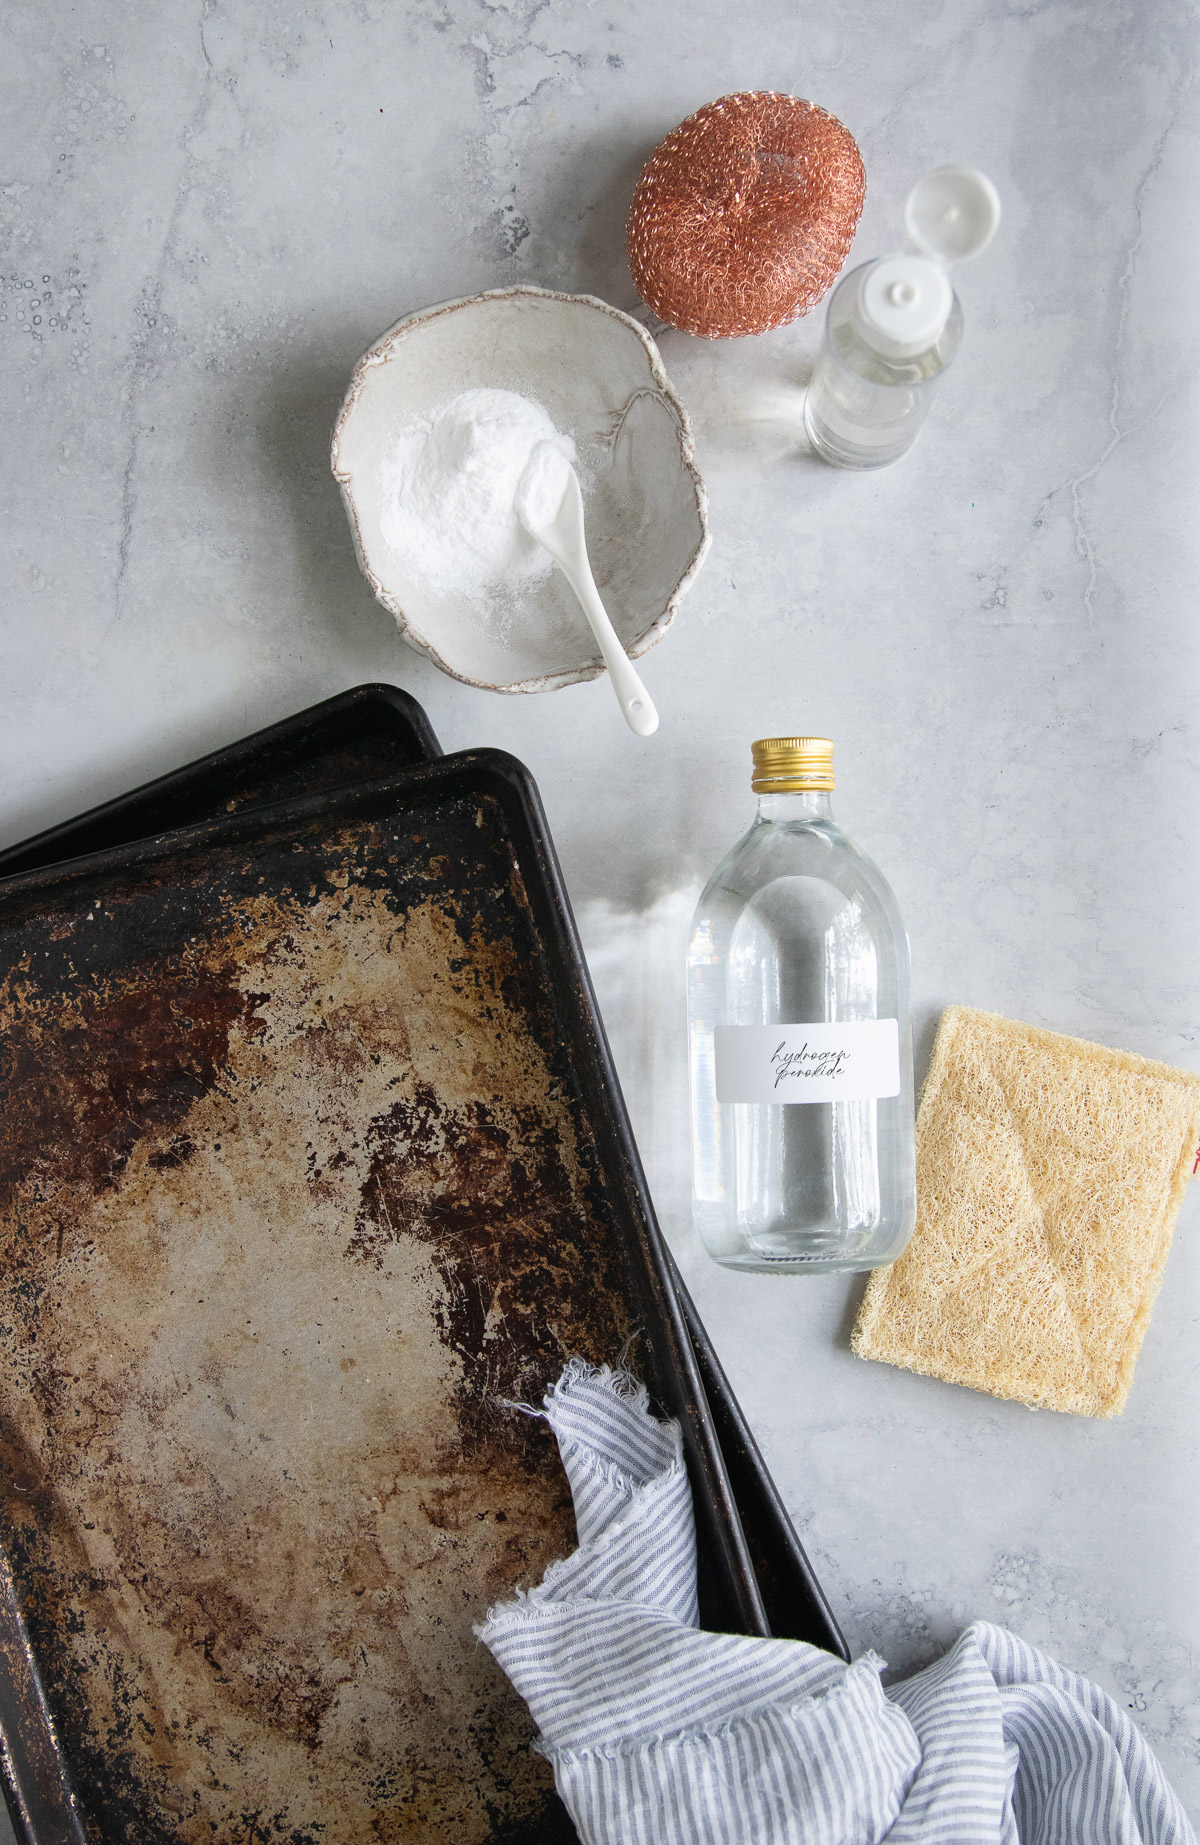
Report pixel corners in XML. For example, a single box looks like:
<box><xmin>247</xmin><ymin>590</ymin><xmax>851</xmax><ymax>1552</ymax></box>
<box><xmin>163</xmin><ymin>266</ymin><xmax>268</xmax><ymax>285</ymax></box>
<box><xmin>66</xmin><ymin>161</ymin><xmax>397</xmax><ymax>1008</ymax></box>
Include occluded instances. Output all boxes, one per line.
<box><xmin>0</xmin><ymin>750</ymin><xmax>772</xmax><ymax>1845</ymax></box>
<box><xmin>0</xmin><ymin>682</ymin><xmax>846</xmax><ymax>1655</ymax></box>
<box><xmin>0</xmin><ymin>691</ymin><xmax>847</xmax><ymax>1842</ymax></box>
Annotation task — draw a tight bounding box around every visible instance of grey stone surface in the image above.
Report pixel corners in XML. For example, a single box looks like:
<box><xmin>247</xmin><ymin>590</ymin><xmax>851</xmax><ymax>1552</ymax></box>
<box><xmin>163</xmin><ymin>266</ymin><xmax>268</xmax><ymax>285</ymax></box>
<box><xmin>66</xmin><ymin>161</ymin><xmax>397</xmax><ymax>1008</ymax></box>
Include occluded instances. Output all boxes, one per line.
<box><xmin>1</xmin><ymin>0</ymin><xmax>1198</xmax><ymax>1830</ymax></box>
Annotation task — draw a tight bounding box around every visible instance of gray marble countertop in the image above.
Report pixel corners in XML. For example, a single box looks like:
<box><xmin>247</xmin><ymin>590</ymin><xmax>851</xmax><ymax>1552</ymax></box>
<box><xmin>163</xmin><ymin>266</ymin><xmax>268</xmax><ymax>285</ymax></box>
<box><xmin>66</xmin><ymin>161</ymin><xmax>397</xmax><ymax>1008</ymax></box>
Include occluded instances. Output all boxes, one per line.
<box><xmin>2</xmin><ymin>0</ymin><xmax>1198</xmax><ymax>1827</ymax></box>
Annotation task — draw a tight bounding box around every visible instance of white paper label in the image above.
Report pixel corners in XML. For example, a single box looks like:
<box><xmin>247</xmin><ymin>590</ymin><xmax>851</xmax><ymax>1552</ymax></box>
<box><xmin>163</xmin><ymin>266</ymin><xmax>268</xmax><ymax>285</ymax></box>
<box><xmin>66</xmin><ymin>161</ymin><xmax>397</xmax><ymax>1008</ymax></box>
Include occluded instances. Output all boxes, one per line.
<box><xmin>715</xmin><ymin>1020</ymin><xmax>900</xmax><ymax>1105</ymax></box>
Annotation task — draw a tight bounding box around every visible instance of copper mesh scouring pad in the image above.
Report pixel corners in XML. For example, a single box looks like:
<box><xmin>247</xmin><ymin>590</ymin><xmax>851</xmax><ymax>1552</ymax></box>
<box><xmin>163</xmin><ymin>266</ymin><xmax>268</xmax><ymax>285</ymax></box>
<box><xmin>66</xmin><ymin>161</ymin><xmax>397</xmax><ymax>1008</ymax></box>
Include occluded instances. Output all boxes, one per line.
<box><xmin>627</xmin><ymin>91</ymin><xmax>865</xmax><ymax>339</ymax></box>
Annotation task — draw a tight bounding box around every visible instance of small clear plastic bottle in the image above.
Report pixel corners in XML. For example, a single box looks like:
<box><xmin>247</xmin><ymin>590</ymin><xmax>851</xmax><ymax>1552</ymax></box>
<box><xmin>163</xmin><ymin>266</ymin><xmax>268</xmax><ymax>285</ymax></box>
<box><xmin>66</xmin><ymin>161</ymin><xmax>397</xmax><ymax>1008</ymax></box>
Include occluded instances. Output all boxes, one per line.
<box><xmin>804</xmin><ymin>166</ymin><xmax>1000</xmax><ymax>470</ymax></box>
<box><xmin>687</xmin><ymin>737</ymin><xmax>916</xmax><ymax>1274</ymax></box>
<box><xmin>803</xmin><ymin>261</ymin><xmax>965</xmax><ymax>468</ymax></box>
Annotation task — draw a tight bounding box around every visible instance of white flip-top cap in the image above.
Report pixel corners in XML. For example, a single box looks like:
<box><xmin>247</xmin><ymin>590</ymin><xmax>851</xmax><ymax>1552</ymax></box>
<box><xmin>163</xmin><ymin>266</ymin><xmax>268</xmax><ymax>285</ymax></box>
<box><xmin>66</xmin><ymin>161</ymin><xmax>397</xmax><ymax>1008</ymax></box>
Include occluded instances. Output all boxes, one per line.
<box><xmin>904</xmin><ymin>166</ymin><xmax>1001</xmax><ymax>263</ymax></box>
<box><xmin>858</xmin><ymin>255</ymin><xmax>953</xmax><ymax>358</ymax></box>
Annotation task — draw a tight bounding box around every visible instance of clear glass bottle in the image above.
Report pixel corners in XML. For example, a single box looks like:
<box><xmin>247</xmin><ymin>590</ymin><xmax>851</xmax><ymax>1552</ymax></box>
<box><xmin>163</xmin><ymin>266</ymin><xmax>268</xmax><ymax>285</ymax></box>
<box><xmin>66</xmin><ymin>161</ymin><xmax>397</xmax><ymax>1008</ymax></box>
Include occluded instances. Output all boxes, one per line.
<box><xmin>804</xmin><ymin>166</ymin><xmax>1000</xmax><ymax>471</ymax></box>
<box><xmin>688</xmin><ymin>737</ymin><xmax>916</xmax><ymax>1274</ymax></box>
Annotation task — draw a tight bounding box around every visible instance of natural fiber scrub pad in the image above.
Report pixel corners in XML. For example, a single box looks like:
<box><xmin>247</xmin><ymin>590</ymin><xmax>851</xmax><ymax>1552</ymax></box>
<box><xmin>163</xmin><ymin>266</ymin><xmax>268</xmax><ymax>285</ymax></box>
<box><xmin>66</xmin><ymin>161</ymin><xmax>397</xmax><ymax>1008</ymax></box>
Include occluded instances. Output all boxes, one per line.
<box><xmin>852</xmin><ymin>1006</ymin><xmax>1200</xmax><ymax>1417</ymax></box>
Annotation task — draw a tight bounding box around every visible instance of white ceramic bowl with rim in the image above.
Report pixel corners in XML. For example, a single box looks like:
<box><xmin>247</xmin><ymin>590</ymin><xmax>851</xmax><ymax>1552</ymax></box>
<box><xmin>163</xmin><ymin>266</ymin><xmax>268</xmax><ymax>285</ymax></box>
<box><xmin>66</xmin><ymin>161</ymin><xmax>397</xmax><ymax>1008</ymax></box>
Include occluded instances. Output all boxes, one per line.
<box><xmin>331</xmin><ymin>285</ymin><xmax>710</xmax><ymax>694</ymax></box>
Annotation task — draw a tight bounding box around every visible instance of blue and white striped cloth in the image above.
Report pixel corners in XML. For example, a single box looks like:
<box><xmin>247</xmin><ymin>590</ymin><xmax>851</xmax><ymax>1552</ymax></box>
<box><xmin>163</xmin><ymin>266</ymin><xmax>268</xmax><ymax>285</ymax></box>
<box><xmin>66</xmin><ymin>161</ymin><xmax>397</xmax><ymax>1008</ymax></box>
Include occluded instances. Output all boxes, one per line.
<box><xmin>479</xmin><ymin>1361</ymin><xmax>1194</xmax><ymax>1845</ymax></box>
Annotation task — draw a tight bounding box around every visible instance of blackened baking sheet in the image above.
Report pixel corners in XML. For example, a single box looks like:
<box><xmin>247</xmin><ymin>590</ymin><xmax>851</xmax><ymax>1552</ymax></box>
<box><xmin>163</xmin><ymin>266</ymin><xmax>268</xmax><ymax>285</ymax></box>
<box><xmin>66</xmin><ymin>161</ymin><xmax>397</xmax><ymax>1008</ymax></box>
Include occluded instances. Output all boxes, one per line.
<box><xmin>0</xmin><ymin>681</ymin><xmax>845</xmax><ymax>1660</ymax></box>
<box><xmin>0</xmin><ymin>751</ymin><xmax>770</xmax><ymax>1845</ymax></box>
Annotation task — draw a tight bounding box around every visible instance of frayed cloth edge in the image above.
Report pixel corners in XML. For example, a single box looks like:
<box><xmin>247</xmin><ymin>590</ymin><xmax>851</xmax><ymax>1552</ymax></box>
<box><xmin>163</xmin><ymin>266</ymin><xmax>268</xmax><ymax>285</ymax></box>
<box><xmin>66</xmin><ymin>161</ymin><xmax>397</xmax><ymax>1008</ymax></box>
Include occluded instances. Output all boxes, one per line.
<box><xmin>479</xmin><ymin>1358</ymin><xmax>688</xmax><ymax>1629</ymax></box>
<box><xmin>524</xmin><ymin>1653</ymin><xmax>887</xmax><ymax>1767</ymax></box>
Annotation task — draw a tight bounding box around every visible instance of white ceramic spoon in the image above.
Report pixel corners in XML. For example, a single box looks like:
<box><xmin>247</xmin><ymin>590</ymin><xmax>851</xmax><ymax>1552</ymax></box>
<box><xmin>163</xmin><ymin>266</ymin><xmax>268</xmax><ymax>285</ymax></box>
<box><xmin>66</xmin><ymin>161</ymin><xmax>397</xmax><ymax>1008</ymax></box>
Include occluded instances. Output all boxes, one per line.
<box><xmin>516</xmin><ymin>442</ymin><xmax>659</xmax><ymax>737</ymax></box>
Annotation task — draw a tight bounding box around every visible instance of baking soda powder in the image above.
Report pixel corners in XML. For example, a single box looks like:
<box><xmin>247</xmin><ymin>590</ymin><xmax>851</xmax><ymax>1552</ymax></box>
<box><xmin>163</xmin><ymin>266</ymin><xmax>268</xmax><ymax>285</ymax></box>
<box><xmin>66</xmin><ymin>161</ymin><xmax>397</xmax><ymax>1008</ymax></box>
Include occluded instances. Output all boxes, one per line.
<box><xmin>379</xmin><ymin>387</ymin><xmax>576</xmax><ymax>616</ymax></box>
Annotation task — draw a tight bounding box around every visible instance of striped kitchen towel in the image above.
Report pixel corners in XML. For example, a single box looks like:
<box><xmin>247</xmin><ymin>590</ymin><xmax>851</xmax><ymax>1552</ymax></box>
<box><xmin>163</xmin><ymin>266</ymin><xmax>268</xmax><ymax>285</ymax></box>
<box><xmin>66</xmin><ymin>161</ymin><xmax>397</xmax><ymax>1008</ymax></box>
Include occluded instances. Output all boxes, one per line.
<box><xmin>479</xmin><ymin>1360</ymin><xmax>1194</xmax><ymax>1845</ymax></box>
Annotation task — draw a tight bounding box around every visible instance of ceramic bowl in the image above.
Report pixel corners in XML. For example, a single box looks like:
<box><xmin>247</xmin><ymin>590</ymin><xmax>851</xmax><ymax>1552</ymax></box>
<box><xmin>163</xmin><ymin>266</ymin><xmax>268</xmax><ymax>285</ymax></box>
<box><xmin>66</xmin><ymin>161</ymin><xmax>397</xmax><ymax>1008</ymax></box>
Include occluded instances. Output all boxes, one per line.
<box><xmin>331</xmin><ymin>286</ymin><xmax>710</xmax><ymax>693</ymax></box>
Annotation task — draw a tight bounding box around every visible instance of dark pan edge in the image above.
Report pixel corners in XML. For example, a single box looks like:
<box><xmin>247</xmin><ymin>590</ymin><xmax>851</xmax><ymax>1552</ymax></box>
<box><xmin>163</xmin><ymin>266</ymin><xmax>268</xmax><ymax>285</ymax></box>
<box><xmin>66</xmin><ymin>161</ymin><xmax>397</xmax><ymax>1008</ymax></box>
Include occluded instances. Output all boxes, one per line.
<box><xmin>0</xmin><ymin>1547</ymin><xmax>87</xmax><ymax>1845</ymax></box>
<box><xmin>468</xmin><ymin>752</ymin><xmax>771</xmax><ymax>1640</ymax></box>
<box><xmin>0</xmin><ymin>743</ymin><xmax>466</xmax><ymax>906</ymax></box>
<box><xmin>0</xmin><ymin>683</ymin><xmax>442</xmax><ymax>883</ymax></box>
<box><xmin>664</xmin><ymin>1253</ymin><xmax>849</xmax><ymax>1659</ymax></box>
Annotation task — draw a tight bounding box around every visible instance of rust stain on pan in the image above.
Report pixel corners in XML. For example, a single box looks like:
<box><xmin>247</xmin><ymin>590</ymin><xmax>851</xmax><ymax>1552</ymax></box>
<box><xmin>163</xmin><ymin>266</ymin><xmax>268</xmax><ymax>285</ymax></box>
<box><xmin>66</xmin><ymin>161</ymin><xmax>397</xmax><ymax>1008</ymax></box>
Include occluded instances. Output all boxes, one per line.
<box><xmin>0</xmin><ymin>792</ymin><xmax>637</xmax><ymax>1843</ymax></box>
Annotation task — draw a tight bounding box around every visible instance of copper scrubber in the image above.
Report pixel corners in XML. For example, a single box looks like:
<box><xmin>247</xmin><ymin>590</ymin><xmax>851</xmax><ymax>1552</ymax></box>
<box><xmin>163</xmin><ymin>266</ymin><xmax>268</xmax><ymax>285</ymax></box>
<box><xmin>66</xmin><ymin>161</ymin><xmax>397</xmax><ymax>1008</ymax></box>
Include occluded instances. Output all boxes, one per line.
<box><xmin>627</xmin><ymin>91</ymin><xmax>865</xmax><ymax>339</ymax></box>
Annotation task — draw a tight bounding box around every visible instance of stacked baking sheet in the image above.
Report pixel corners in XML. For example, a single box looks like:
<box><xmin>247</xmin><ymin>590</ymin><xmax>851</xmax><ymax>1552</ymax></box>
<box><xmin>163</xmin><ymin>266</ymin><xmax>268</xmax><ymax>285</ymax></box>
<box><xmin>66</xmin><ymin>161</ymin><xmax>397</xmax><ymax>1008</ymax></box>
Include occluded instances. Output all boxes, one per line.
<box><xmin>0</xmin><ymin>686</ymin><xmax>844</xmax><ymax>1845</ymax></box>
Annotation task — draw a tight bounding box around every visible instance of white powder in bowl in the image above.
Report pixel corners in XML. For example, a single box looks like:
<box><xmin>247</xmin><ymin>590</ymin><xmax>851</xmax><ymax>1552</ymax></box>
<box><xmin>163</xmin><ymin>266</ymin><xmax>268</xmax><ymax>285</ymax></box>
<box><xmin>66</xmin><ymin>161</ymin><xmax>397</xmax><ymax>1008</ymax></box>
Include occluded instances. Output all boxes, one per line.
<box><xmin>379</xmin><ymin>387</ymin><xmax>576</xmax><ymax>615</ymax></box>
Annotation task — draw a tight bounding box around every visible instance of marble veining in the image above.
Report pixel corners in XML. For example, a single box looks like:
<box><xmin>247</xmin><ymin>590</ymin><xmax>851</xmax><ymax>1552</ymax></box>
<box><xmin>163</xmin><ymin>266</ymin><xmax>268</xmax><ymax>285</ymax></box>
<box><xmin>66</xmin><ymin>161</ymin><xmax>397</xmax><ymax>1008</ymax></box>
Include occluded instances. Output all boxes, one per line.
<box><xmin>1</xmin><ymin>0</ymin><xmax>1198</xmax><ymax>1826</ymax></box>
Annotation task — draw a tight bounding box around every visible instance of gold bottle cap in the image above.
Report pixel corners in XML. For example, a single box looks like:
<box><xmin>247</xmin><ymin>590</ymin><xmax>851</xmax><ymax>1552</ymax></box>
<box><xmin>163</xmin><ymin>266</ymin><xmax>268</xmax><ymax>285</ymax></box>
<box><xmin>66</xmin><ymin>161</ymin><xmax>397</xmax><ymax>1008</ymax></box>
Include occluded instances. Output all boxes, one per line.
<box><xmin>751</xmin><ymin>735</ymin><xmax>835</xmax><ymax>793</ymax></box>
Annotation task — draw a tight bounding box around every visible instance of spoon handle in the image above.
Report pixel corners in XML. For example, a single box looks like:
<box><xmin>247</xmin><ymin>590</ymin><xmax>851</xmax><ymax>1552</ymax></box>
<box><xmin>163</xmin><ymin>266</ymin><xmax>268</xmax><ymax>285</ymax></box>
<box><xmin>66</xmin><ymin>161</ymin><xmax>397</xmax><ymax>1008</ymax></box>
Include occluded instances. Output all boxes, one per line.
<box><xmin>558</xmin><ymin>555</ymin><xmax>659</xmax><ymax>737</ymax></box>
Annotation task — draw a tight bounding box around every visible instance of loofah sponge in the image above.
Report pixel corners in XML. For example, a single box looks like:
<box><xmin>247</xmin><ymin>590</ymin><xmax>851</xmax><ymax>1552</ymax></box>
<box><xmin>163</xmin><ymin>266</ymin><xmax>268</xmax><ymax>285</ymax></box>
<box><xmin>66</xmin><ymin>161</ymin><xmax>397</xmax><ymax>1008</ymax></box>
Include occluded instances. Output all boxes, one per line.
<box><xmin>852</xmin><ymin>1007</ymin><xmax>1200</xmax><ymax>1418</ymax></box>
